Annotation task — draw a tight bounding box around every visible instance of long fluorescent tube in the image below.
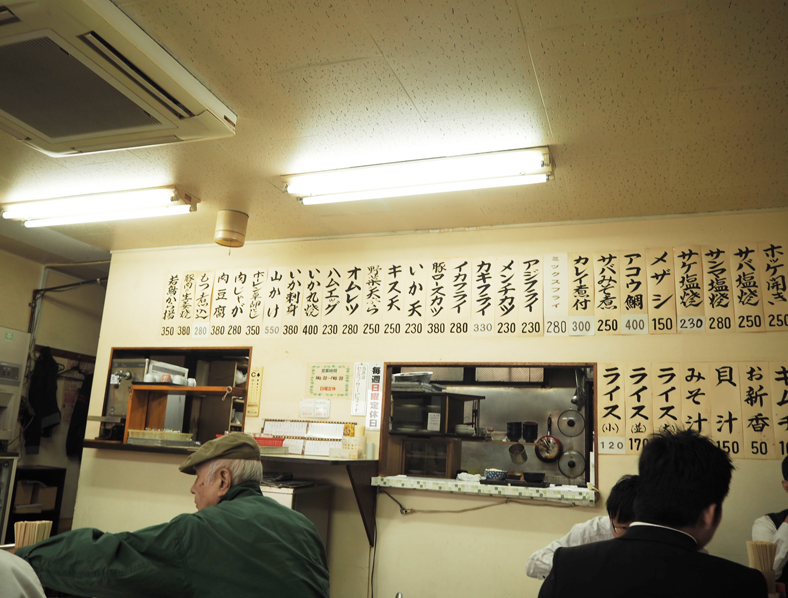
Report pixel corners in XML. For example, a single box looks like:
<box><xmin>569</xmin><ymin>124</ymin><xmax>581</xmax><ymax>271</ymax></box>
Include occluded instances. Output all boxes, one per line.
<box><xmin>284</xmin><ymin>147</ymin><xmax>552</xmax><ymax>205</ymax></box>
<box><xmin>1</xmin><ymin>186</ymin><xmax>198</xmax><ymax>226</ymax></box>
<box><xmin>23</xmin><ymin>204</ymin><xmax>193</xmax><ymax>227</ymax></box>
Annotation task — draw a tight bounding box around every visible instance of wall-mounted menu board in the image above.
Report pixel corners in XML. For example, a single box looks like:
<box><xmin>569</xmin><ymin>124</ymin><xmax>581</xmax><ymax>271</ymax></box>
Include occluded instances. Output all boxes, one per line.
<box><xmin>598</xmin><ymin>361</ymin><xmax>788</xmax><ymax>460</ymax></box>
<box><xmin>159</xmin><ymin>242</ymin><xmax>787</xmax><ymax>339</ymax></box>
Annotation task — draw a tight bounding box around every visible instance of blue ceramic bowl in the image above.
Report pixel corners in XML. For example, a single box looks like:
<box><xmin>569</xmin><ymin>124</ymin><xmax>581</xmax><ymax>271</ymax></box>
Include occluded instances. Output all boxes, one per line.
<box><xmin>484</xmin><ymin>468</ymin><xmax>507</xmax><ymax>481</ymax></box>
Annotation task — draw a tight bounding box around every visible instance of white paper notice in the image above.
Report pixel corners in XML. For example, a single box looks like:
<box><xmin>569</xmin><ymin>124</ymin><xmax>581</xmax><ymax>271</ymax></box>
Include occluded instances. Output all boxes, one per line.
<box><xmin>299</xmin><ymin>399</ymin><xmax>315</xmax><ymax>418</ymax></box>
<box><xmin>352</xmin><ymin>362</ymin><xmax>370</xmax><ymax>416</ymax></box>
<box><xmin>365</xmin><ymin>362</ymin><xmax>384</xmax><ymax>431</ymax></box>
<box><xmin>314</xmin><ymin>398</ymin><xmax>330</xmax><ymax>418</ymax></box>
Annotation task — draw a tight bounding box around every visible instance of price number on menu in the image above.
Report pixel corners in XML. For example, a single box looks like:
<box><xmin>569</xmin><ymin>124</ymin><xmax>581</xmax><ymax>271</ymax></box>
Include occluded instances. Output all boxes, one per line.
<box><xmin>598</xmin><ymin>437</ymin><xmax>626</xmax><ymax>454</ymax></box>
<box><xmin>545</xmin><ymin>318</ymin><xmax>568</xmax><ymax>336</ymax></box>
<box><xmin>569</xmin><ymin>316</ymin><xmax>594</xmax><ymax>336</ymax></box>
<box><xmin>161</xmin><ymin>325</ymin><xmax>192</xmax><ymax>337</ymax></box>
<box><xmin>621</xmin><ymin>314</ymin><xmax>647</xmax><ymax>335</ymax></box>
<box><xmin>678</xmin><ymin>316</ymin><xmax>705</xmax><ymax>332</ymax></box>
<box><xmin>192</xmin><ymin>323</ymin><xmax>209</xmax><ymax>338</ymax></box>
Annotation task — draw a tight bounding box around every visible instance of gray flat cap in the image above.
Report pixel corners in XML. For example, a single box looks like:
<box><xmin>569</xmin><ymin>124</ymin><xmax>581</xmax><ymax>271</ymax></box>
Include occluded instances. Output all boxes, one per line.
<box><xmin>179</xmin><ymin>432</ymin><xmax>260</xmax><ymax>475</ymax></box>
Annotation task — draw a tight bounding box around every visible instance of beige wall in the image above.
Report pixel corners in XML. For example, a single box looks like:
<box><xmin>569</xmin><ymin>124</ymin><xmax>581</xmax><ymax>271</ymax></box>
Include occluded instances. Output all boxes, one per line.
<box><xmin>0</xmin><ymin>256</ymin><xmax>106</xmax><ymax>521</ymax></box>
<box><xmin>0</xmin><ymin>249</ymin><xmax>43</xmax><ymax>331</ymax></box>
<box><xmin>76</xmin><ymin>210</ymin><xmax>788</xmax><ymax>598</ymax></box>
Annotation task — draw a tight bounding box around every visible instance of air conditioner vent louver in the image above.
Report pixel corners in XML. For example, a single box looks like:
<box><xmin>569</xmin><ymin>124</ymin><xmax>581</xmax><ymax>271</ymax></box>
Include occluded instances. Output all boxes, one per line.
<box><xmin>0</xmin><ymin>0</ymin><xmax>236</xmax><ymax>156</ymax></box>
<box><xmin>0</xmin><ymin>36</ymin><xmax>160</xmax><ymax>139</ymax></box>
<box><xmin>79</xmin><ymin>31</ymin><xmax>193</xmax><ymax>120</ymax></box>
<box><xmin>0</xmin><ymin>7</ymin><xmax>20</xmax><ymax>27</ymax></box>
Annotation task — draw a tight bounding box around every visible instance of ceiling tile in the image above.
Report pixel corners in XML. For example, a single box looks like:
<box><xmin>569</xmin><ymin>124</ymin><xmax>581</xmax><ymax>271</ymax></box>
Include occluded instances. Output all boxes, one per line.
<box><xmin>516</xmin><ymin>0</ymin><xmax>687</xmax><ymax>32</ymax></box>
<box><xmin>529</xmin><ymin>12</ymin><xmax>684</xmax><ymax>152</ymax></box>
<box><xmin>672</xmin><ymin>82</ymin><xmax>788</xmax><ymax>190</ymax></box>
<box><xmin>354</xmin><ymin>0</ymin><xmax>544</xmax><ymax>120</ymax></box>
<box><xmin>682</xmin><ymin>0</ymin><xmax>788</xmax><ymax>89</ymax></box>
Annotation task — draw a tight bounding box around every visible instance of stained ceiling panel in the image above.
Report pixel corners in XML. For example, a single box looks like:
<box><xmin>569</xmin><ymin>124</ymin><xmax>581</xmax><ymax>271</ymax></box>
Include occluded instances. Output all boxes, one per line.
<box><xmin>0</xmin><ymin>0</ymin><xmax>785</xmax><ymax>267</ymax></box>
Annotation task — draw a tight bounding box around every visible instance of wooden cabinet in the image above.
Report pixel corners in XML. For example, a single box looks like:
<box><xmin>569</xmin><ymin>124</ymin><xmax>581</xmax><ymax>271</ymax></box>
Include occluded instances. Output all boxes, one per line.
<box><xmin>401</xmin><ymin>438</ymin><xmax>462</xmax><ymax>477</ymax></box>
<box><xmin>125</xmin><ymin>384</ymin><xmax>247</xmax><ymax>444</ymax></box>
<box><xmin>7</xmin><ymin>466</ymin><xmax>66</xmax><ymax>544</ymax></box>
<box><xmin>97</xmin><ymin>347</ymin><xmax>252</xmax><ymax>448</ymax></box>
<box><xmin>390</xmin><ymin>391</ymin><xmax>483</xmax><ymax>435</ymax></box>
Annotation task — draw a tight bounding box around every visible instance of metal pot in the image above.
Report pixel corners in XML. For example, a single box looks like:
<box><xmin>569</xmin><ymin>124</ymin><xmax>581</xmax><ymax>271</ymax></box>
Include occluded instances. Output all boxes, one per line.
<box><xmin>508</xmin><ymin>442</ymin><xmax>527</xmax><ymax>465</ymax></box>
<box><xmin>535</xmin><ymin>415</ymin><xmax>563</xmax><ymax>463</ymax></box>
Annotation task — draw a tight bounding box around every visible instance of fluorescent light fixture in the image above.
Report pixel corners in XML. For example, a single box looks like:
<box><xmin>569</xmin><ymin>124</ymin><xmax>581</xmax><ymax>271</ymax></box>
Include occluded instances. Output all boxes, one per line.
<box><xmin>283</xmin><ymin>147</ymin><xmax>552</xmax><ymax>205</ymax></box>
<box><xmin>1</xmin><ymin>186</ymin><xmax>199</xmax><ymax>227</ymax></box>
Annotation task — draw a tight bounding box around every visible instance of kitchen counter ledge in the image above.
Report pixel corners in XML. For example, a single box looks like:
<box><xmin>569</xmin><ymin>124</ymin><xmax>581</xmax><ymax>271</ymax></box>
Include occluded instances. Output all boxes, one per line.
<box><xmin>372</xmin><ymin>475</ymin><xmax>598</xmax><ymax>506</ymax></box>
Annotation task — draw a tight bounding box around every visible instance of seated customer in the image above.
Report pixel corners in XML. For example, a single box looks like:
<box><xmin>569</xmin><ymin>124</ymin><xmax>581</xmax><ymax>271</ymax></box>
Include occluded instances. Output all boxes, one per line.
<box><xmin>752</xmin><ymin>455</ymin><xmax>788</xmax><ymax>584</ymax></box>
<box><xmin>14</xmin><ymin>433</ymin><xmax>330</xmax><ymax>598</ymax></box>
<box><xmin>538</xmin><ymin>429</ymin><xmax>767</xmax><ymax>598</ymax></box>
<box><xmin>526</xmin><ymin>474</ymin><xmax>638</xmax><ymax>579</ymax></box>
<box><xmin>0</xmin><ymin>549</ymin><xmax>46</xmax><ymax>598</ymax></box>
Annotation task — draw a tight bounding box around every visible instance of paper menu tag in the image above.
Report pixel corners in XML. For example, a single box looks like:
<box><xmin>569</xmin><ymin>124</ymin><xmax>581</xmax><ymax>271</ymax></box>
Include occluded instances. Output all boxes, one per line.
<box><xmin>427</xmin><ymin>412</ymin><xmax>441</xmax><ymax>431</ymax></box>
<box><xmin>262</xmin><ymin>420</ymin><xmax>309</xmax><ymax>436</ymax></box>
<box><xmin>352</xmin><ymin>363</ymin><xmax>369</xmax><ymax>416</ymax></box>
<box><xmin>304</xmin><ymin>439</ymin><xmax>342</xmax><ymax>456</ymax></box>
<box><xmin>283</xmin><ymin>438</ymin><xmax>304</xmax><ymax>455</ymax></box>
<box><xmin>305</xmin><ymin>422</ymin><xmax>344</xmax><ymax>439</ymax></box>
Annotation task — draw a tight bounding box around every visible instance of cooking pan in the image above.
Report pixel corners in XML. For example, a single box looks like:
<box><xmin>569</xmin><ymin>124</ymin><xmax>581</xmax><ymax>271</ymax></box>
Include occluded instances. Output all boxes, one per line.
<box><xmin>535</xmin><ymin>415</ymin><xmax>563</xmax><ymax>463</ymax></box>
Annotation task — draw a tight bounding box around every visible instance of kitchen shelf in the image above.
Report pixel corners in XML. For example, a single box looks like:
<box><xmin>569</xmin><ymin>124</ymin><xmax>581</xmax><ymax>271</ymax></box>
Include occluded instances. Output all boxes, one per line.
<box><xmin>81</xmin><ymin>440</ymin><xmax>379</xmax><ymax>548</ymax></box>
<box><xmin>130</xmin><ymin>384</ymin><xmax>247</xmax><ymax>395</ymax></box>
<box><xmin>372</xmin><ymin>475</ymin><xmax>598</xmax><ymax>506</ymax></box>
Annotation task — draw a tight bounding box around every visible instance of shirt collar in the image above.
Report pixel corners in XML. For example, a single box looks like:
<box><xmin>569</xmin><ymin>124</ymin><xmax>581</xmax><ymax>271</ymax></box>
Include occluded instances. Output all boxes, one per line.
<box><xmin>219</xmin><ymin>480</ymin><xmax>263</xmax><ymax>503</ymax></box>
<box><xmin>629</xmin><ymin>521</ymin><xmax>699</xmax><ymax>545</ymax></box>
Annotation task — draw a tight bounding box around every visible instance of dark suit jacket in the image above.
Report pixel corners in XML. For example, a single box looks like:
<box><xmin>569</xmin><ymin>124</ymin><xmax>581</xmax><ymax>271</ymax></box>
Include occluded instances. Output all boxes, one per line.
<box><xmin>537</xmin><ymin>524</ymin><xmax>767</xmax><ymax>598</ymax></box>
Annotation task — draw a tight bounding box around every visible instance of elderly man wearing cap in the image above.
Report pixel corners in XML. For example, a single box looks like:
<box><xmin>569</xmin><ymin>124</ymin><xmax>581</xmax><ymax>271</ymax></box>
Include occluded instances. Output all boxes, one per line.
<box><xmin>13</xmin><ymin>433</ymin><xmax>330</xmax><ymax>598</ymax></box>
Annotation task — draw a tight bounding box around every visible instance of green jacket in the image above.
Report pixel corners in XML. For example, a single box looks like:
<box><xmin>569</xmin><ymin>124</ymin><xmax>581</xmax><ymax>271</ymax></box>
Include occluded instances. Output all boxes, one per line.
<box><xmin>17</xmin><ymin>481</ymin><xmax>330</xmax><ymax>598</ymax></box>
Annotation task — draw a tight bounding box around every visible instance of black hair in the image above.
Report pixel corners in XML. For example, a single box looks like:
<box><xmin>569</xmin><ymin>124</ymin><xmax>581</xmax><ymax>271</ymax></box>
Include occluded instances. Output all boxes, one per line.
<box><xmin>634</xmin><ymin>429</ymin><xmax>733</xmax><ymax>528</ymax></box>
<box><xmin>782</xmin><ymin>456</ymin><xmax>788</xmax><ymax>481</ymax></box>
<box><xmin>605</xmin><ymin>474</ymin><xmax>639</xmax><ymax>523</ymax></box>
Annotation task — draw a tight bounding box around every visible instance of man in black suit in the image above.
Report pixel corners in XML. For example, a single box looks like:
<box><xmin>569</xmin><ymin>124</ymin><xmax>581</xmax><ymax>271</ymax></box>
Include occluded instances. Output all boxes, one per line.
<box><xmin>538</xmin><ymin>429</ymin><xmax>766</xmax><ymax>598</ymax></box>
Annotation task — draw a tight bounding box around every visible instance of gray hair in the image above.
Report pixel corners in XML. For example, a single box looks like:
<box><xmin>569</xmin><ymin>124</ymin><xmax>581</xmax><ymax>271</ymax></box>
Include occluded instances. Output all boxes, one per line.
<box><xmin>202</xmin><ymin>457</ymin><xmax>263</xmax><ymax>487</ymax></box>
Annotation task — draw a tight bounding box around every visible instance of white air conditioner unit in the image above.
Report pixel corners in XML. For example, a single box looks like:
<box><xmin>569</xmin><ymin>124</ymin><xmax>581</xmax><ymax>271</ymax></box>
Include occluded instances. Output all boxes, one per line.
<box><xmin>0</xmin><ymin>0</ymin><xmax>236</xmax><ymax>156</ymax></box>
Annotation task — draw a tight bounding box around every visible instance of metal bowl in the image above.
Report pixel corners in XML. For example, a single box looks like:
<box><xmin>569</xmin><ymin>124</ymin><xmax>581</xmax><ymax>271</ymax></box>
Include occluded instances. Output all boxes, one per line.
<box><xmin>393</xmin><ymin>371</ymin><xmax>433</xmax><ymax>383</ymax></box>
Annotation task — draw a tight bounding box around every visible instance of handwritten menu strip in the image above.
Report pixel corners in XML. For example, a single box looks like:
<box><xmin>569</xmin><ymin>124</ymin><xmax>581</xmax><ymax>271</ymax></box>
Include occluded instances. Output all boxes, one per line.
<box><xmin>739</xmin><ymin>363</ymin><xmax>775</xmax><ymax>460</ymax></box>
<box><xmin>646</xmin><ymin>248</ymin><xmax>677</xmax><ymax>334</ymax></box>
<box><xmin>732</xmin><ymin>245</ymin><xmax>765</xmax><ymax>332</ymax></box>
<box><xmin>620</xmin><ymin>252</ymin><xmax>648</xmax><ymax>334</ymax></box>
<box><xmin>674</xmin><ymin>246</ymin><xmax>705</xmax><ymax>333</ymax></box>
<box><xmin>625</xmin><ymin>364</ymin><xmax>653</xmax><ymax>454</ymax></box>
<box><xmin>771</xmin><ymin>363</ymin><xmax>788</xmax><ymax>455</ymax></box>
<box><xmin>702</xmin><ymin>247</ymin><xmax>735</xmax><ymax>333</ymax></box>
<box><xmin>760</xmin><ymin>243</ymin><xmax>788</xmax><ymax>330</ymax></box>
<box><xmin>568</xmin><ymin>253</ymin><xmax>594</xmax><ymax>336</ymax></box>
<box><xmin>493</xmin><ymin>257</ymin><xmax>519</xmax><ymax>336</ymax></box>
<box><xmin>681</xmin><ymin>363</ymin><xmax>711</xmax><ymax>436</ymax></box>
<box><xmin>653</xmin><ymin>363</ymin><xmax>681</xmax><ymax>435</ymax></box>
<box><xmin>597</xmin><ymin>364</ymin><xmax>625</xmax><ymax>454</ymax></box>
<box><xmin>544</xmin><ymin>253</ymin><xmax>569</xmax><ymax>336</ymax></box>
<box><xmin>709</xmin><ymin>362</ymin><xmax>744</xmax><ymax>457</ymax></box>
<box><xmin>519</xmin><ymin>256</ymin><xmax>544</xmax><ymax>337</ymax></box>
<box><xmin>158</xmin><ymin>240</ymin><xmax>785</xmax><ymax>339</ymax></box>
<box><xmin>594</xmin><ymin>252</ymin><xmax>622</xmax><ymax>336</ymax></box>
<box><xmin>598</xmin><ymin>361</ymin><xmax>788</xmax><ymax>459</ymax></box>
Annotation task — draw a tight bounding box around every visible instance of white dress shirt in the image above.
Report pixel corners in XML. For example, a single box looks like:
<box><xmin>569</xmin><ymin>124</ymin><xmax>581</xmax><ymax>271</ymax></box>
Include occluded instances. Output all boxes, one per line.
<box><xmin>0</xmin><ymin>549</ymin><xmax>47</xmax><ymax>598</ymax></box>
<box><xmin>525</xmin><ymin>515</ymin><xmax>613</xmax><ymax>579</ymax></box>
<box><xmin>752</xmin><ymin>514</ymin><xmax>788</xmax><ymax>579</ymax></box>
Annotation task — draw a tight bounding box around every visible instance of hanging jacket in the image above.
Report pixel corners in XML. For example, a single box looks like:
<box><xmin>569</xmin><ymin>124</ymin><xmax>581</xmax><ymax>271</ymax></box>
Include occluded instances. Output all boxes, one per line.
<box><xmin>23</xmin><ymin>346</ymin><xmax>61</xmax><ymax>455</ymax></box>
<box><xmin>66</xmin><ymin>373</ymin><xmax>92</xmax><ymax>459</ymax></box>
